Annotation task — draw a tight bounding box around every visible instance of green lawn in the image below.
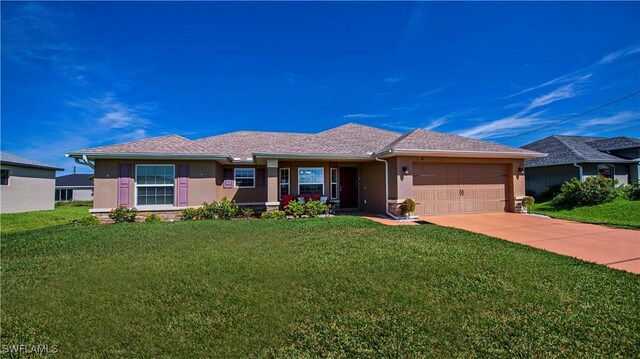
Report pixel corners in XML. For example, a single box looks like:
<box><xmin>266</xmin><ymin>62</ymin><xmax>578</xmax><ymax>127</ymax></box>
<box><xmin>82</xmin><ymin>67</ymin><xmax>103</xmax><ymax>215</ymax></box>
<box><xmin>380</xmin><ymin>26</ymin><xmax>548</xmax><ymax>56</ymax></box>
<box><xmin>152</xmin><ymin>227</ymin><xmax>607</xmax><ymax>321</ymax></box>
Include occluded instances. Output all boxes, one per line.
<box><xmin>530</xmin><ymin>198</ymin><xmax>640</xmax><ymax>229</ymax></box>
<box><xmin>2</xmin><ymin>214</ymin><xmax>639</xmax><ymax>357</ymax></box>
<box><xmin>0</xmin><ymin>205</ymin><xmax>90</xmax><ymax>235</ymax></box>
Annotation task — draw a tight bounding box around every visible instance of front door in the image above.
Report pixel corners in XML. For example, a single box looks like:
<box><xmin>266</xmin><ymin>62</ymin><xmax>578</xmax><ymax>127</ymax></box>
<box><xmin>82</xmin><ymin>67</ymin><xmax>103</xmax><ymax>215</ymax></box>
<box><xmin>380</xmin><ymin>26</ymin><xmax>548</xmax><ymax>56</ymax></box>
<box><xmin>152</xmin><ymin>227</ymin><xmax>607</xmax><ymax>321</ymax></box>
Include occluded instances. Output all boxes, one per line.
<box><xmin>339</xmin><ymin>167</ymin><xmax>358</xmax><ymax>208</ymax></box>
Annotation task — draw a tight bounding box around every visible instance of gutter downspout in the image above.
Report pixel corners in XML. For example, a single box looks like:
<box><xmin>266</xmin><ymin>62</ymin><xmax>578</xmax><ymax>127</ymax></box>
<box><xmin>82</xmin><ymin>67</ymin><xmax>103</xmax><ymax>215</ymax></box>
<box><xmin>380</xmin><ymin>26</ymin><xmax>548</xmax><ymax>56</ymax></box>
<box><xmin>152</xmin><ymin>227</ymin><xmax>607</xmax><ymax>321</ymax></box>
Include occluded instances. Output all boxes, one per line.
<box><xmin>573</xmin><ymin>163</ymin><xmax>583</xmax><ymax>181</ymax></box>
<box><xmin>375</xmin><ymin>156</ymin><xmax>401</xmax><ymax>220</ymax></box>
<box><xmin>72</xmin><ymin>155</ymin><xmax>95</xmax><ymax>169</ymax></box>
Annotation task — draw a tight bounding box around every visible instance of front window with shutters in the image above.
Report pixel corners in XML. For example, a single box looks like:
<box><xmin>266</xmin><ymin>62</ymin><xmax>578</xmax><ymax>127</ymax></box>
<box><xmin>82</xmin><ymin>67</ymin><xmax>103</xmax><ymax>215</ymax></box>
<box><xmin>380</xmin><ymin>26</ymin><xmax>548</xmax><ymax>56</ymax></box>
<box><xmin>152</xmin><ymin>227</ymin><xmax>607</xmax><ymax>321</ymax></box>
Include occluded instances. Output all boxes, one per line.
<box><xmin>234</xmin><ymin>168</ymin><xmax>255</xmax><ymax>188</ymax></box>
<box><xmin>135</xmin><ymin>164</ymin><xmax>175</xmax><ymax>205</ymax></box>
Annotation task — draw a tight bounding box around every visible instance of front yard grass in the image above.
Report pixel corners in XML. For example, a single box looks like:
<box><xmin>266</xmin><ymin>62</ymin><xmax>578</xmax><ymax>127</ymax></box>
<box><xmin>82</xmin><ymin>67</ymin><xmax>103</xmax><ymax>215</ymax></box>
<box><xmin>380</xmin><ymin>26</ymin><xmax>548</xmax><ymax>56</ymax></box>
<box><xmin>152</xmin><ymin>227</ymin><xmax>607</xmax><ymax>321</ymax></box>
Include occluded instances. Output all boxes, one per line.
<box><xmin>530</xmin><ymin>197</ymin><xmax>640</xmax><ymax>229</ymax></box>
<box><xmin>2</xmin><ymin>215</ymin><xmax>639</xmax><ymax>357</ymax></box>
<box><xmin>0</xmin><ymin>205</ymin><xmax>90</xmax><ymax>235</ymax></box>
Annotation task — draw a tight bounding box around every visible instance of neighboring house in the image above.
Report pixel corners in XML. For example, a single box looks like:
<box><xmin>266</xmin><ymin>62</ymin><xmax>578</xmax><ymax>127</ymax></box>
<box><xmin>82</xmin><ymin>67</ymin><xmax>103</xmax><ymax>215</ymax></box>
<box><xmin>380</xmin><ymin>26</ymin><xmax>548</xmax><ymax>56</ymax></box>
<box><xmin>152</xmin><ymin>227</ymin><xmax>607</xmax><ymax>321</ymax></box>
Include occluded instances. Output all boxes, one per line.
<box><xmin>522</xmin><ymin>135</ymin><xmax>640</xmax><ymax>196</ymax></box>
<box><xmin>0</xmin><ymin>152</ymin><xmax>63</xmax><ymax>214</ymax></box>
<box><xmin>55</xmin><ymin>174</ymin><xmax>94</xmax><ymax>202</ymax></box>
<box><xmin>66</xmin><ymin>123</ymin><xmax>543</xmax><ymax>219</ymax></box>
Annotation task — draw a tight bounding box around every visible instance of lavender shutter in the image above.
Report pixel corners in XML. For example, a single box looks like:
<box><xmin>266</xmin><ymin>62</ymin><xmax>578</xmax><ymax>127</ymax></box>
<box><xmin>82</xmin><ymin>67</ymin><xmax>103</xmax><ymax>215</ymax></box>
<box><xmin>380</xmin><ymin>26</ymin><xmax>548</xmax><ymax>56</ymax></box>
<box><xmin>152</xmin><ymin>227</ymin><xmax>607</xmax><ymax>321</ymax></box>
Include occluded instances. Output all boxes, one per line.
<box><xmin>177</xmin><ymin>164</ymin><xmax>189</xmax><ymax>206</ymax></box>
<box><xmin>118</xmin><ymin>164</ymin><xmax>131</xmax><ymax>207</ymax></box>
<box><xmin>223</xmin><ymin>169</ymin><xmax>233</xmax><ymax>189</ymax></box>
<box><xmin>256</xmin><ymin>168</ymin><xmax>265</xmax><ymax>188</ymax></box>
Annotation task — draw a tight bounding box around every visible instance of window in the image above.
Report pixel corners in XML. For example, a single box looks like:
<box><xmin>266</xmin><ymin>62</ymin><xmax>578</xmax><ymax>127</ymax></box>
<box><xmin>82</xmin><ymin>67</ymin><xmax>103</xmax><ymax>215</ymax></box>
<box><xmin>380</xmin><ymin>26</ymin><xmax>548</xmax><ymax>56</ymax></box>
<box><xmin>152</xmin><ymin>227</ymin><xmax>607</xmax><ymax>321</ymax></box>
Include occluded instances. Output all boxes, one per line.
<box><xmin>330</xmin><ymin>168</ymin><xmax>338</xmax><ymax>199</ymax></box>
<box><xmin>298</xmin><ymin>167</ymin><xmax>324</xmax><ymax>195</ymax></box>
<box><xmin>55</xmin><ymin>189</ymin><xmax>73</xmax><ymax>201</ymax></box>
<box><xmin>598</xmin><ymin>164</ymin><xmax>613</xmax><ymax>179</ymax></box>
<box><xmin>234</xmin><ymin>168</ymin><xmax>255</xmax><ymax>188</ymax></box>
<box><xmin>0</xmin><ymin>169</ymin><xmax>8</xmax><ymax>185</ymax></box>
<box><xmin>280</xmin><ymin>168</ymin><xmax>290</xmax><ymax>197</ymax></box>
<box><xmin>136</xmin><ymin>165</ymin><xmax>175</xmax><ymax>205</ymax></box>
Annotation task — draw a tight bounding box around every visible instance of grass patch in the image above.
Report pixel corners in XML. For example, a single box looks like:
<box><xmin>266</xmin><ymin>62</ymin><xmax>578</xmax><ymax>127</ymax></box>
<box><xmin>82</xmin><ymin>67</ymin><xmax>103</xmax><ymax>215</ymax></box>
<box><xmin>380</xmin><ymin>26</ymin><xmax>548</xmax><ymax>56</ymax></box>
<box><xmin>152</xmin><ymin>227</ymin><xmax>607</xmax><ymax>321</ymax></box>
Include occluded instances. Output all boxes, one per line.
<box><xmin>2</xmin><ymin>215</ymin><xmax>639</xmax><ymax>357</ymax></box>
<box><xmin>0</xmin><ymin>206</ymin><xmax>90</xmax><ymax>235</ymax></box>
<box><xmin>530</xmin><ymin>198</ymin><xmax>640</xmax><ymax>229</ymax></box>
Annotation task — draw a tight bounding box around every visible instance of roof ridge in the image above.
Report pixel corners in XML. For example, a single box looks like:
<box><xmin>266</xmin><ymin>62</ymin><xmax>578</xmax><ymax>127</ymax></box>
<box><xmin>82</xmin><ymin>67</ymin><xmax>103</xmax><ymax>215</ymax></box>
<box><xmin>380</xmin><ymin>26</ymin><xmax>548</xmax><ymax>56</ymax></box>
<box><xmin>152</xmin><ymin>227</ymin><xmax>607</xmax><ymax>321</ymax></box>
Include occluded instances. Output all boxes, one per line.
<box><xmin>316</xmin><ymin>122</ymin><xmax>401</xmax><ymax>136</ymax></box>
<box><xmin>377</xmin><ymin>129</ymin><xmax>418</xmax><ymax>153</ymax></box>
<box><xmin>551</xmin><ymin>135</ymin><xmax>586</xmax><ymax>161</ymax></box>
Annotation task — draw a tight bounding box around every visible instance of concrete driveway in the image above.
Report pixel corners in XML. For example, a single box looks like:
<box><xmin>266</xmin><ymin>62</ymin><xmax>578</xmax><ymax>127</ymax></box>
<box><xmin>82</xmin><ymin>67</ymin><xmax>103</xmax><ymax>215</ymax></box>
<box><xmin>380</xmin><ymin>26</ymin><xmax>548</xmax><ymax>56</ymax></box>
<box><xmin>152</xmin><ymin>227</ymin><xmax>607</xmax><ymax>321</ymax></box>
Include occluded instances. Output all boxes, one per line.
<box><xmin>423</xmin><ymin>213</ymin><xmax>640</xmax><ymax>274</ymax></box>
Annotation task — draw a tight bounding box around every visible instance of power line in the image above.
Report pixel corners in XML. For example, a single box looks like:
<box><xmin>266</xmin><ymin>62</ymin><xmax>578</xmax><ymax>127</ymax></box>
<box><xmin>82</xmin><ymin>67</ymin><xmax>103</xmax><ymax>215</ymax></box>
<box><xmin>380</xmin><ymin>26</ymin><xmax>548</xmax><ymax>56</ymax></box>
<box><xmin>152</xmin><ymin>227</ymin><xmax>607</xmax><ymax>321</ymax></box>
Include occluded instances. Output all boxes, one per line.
<box><xmin>501</xmin><ymin>90</ymin><xmax>640</xmax><ymax>141</ymax></box>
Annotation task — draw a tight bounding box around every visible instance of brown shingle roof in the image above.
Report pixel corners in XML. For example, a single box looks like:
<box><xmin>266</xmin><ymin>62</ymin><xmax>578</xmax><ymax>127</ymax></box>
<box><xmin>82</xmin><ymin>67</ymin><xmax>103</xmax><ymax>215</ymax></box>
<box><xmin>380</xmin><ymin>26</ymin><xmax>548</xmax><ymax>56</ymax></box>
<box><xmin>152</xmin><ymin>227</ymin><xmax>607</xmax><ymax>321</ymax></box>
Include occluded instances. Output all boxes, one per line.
<box><xmin>194</xmin><ymin>131</ymin><xmax>309</xmax><ymax>159</ymax></box>
<box><xmin>379</xmin><ymin>129</ymin><xmax>539</xmax><ymax>155</ymax></box>
<box><xmin>70</xmin><ymin>134</ymin><xmax>217</xmax><ymax>155</ymax></box>
<box><xmin>68</xmin><ymin>123</ymin><xmax>543</xmax><ymax>160</ymax></box>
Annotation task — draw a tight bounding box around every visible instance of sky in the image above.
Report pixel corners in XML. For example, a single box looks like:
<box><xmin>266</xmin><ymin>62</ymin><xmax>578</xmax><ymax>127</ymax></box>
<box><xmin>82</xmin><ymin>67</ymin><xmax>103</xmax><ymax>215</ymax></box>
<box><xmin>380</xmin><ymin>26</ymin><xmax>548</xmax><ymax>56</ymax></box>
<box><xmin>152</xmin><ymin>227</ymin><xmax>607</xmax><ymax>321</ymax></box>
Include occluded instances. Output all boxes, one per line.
<box><xmin>2</xmin><ymin>1</ymin><xmax>639</xmax><ymax>174</ymax></box>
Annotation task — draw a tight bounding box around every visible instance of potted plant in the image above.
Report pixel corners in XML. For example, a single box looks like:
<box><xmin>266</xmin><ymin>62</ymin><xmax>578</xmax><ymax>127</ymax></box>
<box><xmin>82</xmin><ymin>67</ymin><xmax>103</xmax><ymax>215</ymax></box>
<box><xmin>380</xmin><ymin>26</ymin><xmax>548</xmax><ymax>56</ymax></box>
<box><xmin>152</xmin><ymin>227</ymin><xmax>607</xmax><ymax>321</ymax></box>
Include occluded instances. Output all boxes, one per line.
<box><xmin>521</xmin><ymin>196</ymin><xmax>535</xmax><ymax>213</ymax></box>
<box><xmin>400</xmin><ymin>198</ymin><xmax>416</xmax><ymax>218</ymax></box>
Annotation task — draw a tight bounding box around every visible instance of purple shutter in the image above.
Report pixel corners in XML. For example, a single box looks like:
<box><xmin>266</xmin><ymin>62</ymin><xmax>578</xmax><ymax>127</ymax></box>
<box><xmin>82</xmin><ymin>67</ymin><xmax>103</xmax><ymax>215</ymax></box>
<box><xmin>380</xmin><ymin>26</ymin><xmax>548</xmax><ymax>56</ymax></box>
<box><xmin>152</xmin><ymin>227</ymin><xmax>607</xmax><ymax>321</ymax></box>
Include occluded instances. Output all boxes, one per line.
<box><xmin>177</xmin><ymin>164</ymin><xmax>189</xmax><ymax>206</ymax></box>
<box><xmin>223</xmin><ymin>168</ymin><xmax>233</xmax><ymax>189</ymax></box>
<box><xmin>118</xmin><ymin>164</ymin><xmax>131</xmax><ymax>207</ymax></box>
<box><xmin>256</xmin><ymin>168</ymin><xmax>265</xmax><ymax>188</ymax></box>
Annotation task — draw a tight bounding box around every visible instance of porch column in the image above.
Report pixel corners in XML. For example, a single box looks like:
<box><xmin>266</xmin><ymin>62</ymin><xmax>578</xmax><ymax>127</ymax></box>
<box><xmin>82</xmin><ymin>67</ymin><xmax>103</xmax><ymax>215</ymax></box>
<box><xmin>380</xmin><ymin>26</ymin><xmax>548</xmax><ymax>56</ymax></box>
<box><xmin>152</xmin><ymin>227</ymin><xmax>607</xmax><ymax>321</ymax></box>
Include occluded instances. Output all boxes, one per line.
<box><xmin>266</xmin><ymin>159</ymin><xmax>279</xmax><ymax>210</ymax></box>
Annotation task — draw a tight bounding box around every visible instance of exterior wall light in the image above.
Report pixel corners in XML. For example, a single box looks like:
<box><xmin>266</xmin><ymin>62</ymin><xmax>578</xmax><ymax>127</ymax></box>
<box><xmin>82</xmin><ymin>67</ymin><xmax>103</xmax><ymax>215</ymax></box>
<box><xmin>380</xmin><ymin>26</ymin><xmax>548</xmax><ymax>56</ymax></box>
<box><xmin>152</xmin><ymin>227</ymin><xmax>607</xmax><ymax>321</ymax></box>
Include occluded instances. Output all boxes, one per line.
<box><xmin>402</xmin><ymin>166</ymin><xmax>409</xmax><ymax>175</ymax></box>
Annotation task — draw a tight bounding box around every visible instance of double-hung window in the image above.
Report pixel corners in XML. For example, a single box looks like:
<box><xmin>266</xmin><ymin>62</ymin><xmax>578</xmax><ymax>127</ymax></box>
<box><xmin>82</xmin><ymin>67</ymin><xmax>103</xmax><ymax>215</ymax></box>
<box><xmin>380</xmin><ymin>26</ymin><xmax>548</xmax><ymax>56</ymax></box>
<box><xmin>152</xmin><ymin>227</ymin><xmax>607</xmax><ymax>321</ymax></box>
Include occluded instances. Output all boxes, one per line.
<box><xmin>234</xmin><ymin>168</ymin><xmax>255</xmax><ymax>188</ymax></box>
<box><xmin>298</xmin><ymin>167</ymin><xmax>324</xmax><ymax>195</ymax></box>
<box><xmin>330</xmin><ymin>168</ymin><xmax>338</xmax><ymax>199</ymax></box>
<box><xmin>136</xmin><ymin>165</ymin><xmax>175</xmax><ymax>205</ymax></box>
<box><xmin>279</xmin><ymin>168</ymin><xmax>290</xmax><ymax>197</ymax></box>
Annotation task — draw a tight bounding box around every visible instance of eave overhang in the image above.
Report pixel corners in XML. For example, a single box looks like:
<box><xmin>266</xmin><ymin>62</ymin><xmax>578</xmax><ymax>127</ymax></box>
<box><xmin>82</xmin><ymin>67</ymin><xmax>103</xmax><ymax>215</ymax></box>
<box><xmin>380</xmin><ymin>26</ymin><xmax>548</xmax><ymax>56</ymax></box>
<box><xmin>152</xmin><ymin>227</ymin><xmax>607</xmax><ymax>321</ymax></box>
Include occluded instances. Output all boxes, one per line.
<box><xmin>375</xmin><ymin>148</ymin><xmax>547</xmax><ymax>159</ymax></box>
<box><xmin>66</xmin><ymin>152</ymin><xmax>233</xmax><ymax>162</ymax></box>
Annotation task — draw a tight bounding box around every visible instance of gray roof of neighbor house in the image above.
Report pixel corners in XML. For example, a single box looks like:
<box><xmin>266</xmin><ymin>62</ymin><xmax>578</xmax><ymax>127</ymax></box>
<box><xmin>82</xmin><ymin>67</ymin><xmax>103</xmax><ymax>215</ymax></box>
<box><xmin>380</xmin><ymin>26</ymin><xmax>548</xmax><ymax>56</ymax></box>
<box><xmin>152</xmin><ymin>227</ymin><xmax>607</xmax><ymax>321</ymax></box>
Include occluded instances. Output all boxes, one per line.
<box><xmin>56</xmin><ymin>174</ymin><xmax>93</xmax><ymax>187</ymax></box>
<box><xmin>0</xmin><ymin>152</ymin><xmax>63</xmax><ymax>170</ymax></box>
<box><xmin>67</xmin><ymin>123</ymin><xmax>544</xmax><ymax>161</ymax></box>
<box><xmin>586</xmin><ymin>136</ymin><xmax>640</xmax><ymax>151</ymax></box>
<box><xmin>522</xmin><ymin>135</ymin><xmax>640</xmax><ymax>167</ymax></box>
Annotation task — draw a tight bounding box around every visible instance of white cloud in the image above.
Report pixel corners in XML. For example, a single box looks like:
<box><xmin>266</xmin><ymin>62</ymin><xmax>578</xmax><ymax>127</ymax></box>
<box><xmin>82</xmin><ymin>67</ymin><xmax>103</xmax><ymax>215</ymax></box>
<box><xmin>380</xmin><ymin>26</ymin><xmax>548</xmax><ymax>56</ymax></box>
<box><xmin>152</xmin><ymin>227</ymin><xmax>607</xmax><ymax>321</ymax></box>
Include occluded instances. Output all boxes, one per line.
<box><xmin>384</xmin><ymin>77</ymin><xmax>402</xmax><ymax>83</ymax></box>
<box><xmin>68</xmin><ymin>94</ymin><xmax>150</xmax><ymax>129</ymax></box>
<box><xmin>456</xmin><ymin>112</ymin><xmax>546</xmax><ymax>139</ymax></box>
<box><xmin>424</xmin><ymin>117</ymin><xmax>448</xmax><ymax>130</ymax></box>
<box><xmin>116</xmin><ymin>129</ymin><xmax>149</xmax><ymax>142</ymax></box>
<box><xmin>343</xmin><ymin>113</ymin><xmax>388</xmax><ymax>119</ymax></box>
<box><xmin>580</xmin><ymin>111</ymin><xmax>640</xmax><ymax>128</ymax></box>
<box><xmin>526</xmin><ymin>84</ymin><xmax>579</xmax><ymax>111</ymax></box>
<box><xmin>597</xmin><ymin>46</ymin><xmax>640</xmax><ymax>65</ymax></box>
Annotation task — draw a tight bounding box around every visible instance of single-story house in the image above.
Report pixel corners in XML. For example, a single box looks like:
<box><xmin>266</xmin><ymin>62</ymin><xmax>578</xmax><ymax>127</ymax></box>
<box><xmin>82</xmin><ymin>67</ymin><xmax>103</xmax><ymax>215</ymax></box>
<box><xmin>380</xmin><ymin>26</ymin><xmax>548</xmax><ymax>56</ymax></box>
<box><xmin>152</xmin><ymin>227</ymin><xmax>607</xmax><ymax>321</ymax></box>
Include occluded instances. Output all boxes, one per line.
<box><xmin>55</xmin><ymin>174</ymin><xmax>94</xmax><ymax>202</ymax></box>
<box><xmin>66</xmin><ymin>123</ymin><xmax>544</xmax><ymax>220</ymax></box>
<box><xmin>0</xmin><ymin>152</ymin><xmax>63</xmax><ymax>214</ymax></box>
<box><xmin>522</xmin><ymin>135</ymin><xmax>640</xmax><ymax>196</ymax></box>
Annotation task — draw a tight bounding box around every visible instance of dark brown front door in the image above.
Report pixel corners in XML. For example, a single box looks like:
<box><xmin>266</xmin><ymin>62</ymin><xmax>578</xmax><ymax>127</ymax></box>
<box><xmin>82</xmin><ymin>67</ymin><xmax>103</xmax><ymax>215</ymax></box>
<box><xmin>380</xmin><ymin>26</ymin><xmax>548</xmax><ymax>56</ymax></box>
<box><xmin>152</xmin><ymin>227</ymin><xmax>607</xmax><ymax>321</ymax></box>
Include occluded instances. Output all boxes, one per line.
<box><xmin>339</xmin><ymin>167</ymin><xmax>358</xmax><ymax>208</ymax></box>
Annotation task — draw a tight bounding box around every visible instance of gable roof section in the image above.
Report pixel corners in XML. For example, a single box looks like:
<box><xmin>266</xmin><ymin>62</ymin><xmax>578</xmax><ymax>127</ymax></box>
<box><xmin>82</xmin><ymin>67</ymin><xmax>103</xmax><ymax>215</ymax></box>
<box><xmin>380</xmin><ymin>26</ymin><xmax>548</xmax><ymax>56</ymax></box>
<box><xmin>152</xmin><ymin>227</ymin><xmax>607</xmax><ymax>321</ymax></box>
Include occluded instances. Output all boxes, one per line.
<box><xmin>253</xmin><ymin>123</ymin><xmax>402</xmax><ymax>157</ymax></box>
<box><xmin>586</xmin><ymin>136</ymin><xmax>640</xmax><ymax>151</ymax></box>
<box><xmin>378</xmin><ymin>129</ymin><xmax>540</xmax><ymax>157</ymax></box>
<box><xmin>522</xmin><ymin>135</ymin><xmax>637</xmax><ymax>167</ymax></box>
<box><xmin>56</xmin><ymin>174</ymin><xmax>93</xmax><ymax>187</ymax></box>
<box><xmin>0</xmin><ymin>152</ymin><xmax>63</xmax><ymax>170</ymax></box>
<box><xmin>68</xmin><ymin>134</ymin><xmax>231</xmax><ymax>160</ymax></box>
<box><xmin>195</xmin><ymin>131</ymin><xmax>310</xmax><ymax>159</ymax></box>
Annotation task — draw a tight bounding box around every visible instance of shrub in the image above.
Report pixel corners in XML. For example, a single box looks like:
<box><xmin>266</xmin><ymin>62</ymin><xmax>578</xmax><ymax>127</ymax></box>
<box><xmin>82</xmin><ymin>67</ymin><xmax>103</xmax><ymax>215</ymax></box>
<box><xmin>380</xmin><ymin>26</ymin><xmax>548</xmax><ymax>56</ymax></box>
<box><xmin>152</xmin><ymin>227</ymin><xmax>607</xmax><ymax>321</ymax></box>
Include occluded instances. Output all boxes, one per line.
<box><xmin>241</xmin><ymin>207</ymin><xmax>255</xmax><ymax>219</ymax></box>
<box><xmin>108</xmin><ymin>206</ymin><xmax>138</xmax><ymax>223</ymax></box>
<box><xmin>181</xmin><ymin>207</ymin><xmax>200</xmax><ymax>221</ymax></box>
<box><xmin>305</xmin><ymin>200</ymin><xmax>329</xmax><ymax>218</ymax></box>
<box><xmin>552</xmin><ymin>176</ymin><xmax>618</xmax><ymax>207</ymax></box>
<box><xmin>522</xmin><ymin>196</ymin><xmax>535</xmax><ymax>209</ymax></box>
<box><xmin>537</xmin><ymin>184</ymin><xmax>563</xmax><ymax>202</ymax></box>
<box><xmin>261</xmin><ymin>210</ymin><xmax>286</xmax><ymax>220</ymax></box>
<box><xmin>216</xmin><ymin>197</ymin><xmax>239</xmax><ymax>220</ymax></box>
<box><xmin>400</xmin><ymin>198</ymin><xmax>416</xmax><ymax>216</ymax></box>
<box><xmin>79</xmin><ymin>215</ymin><xmax>100</xmax><ymax>225</ymax></box>
<box><xmin>285</xmin><ymin>200</ymin><xmax>305</xmax><ymax>218</ymax></box>
<box><xmin>145</xmin><ymin>213</ymin><xmax>162</xmax><ymax>222</ymax></box>
<box><xmin>622</xmin><ymin>181</ymin><xmax>640</xmax><ymax>200</ymax></box>
<box><xmin>198</xmin><ymin>201</ymin><xmax>218</xmax><ymax>220</ymax></box>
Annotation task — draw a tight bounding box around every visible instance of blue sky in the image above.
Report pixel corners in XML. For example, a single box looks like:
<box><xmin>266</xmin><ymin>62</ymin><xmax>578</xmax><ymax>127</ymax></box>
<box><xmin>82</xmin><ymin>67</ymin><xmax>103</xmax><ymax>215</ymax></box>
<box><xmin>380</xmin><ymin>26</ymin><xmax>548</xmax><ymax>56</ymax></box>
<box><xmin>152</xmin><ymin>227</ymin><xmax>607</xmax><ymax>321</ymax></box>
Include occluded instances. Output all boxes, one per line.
<box><xmin>2</xmin><ymin>1</ymin><xmax>639</xmax><ymax>174</ymax></box>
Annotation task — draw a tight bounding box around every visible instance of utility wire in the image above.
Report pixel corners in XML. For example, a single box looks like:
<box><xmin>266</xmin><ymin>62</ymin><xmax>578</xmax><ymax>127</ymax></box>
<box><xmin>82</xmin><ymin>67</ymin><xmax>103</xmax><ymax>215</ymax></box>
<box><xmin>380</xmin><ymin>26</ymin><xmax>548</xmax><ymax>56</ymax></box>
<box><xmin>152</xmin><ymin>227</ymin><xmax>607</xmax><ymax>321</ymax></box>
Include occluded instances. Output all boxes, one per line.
<box><xmin>501</xmin><ymin>90</ymin><xmax>640</xmax><ymax>141</ymax></box>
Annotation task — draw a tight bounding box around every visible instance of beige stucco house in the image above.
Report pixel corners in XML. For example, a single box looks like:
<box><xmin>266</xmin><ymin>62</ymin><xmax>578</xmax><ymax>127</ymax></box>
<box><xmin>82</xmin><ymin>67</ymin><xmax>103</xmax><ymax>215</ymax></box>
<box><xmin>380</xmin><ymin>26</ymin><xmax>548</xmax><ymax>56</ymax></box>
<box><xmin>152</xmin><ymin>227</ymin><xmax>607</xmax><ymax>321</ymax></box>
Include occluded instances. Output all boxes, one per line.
<box><xmin>0</xmin><ymin>152</ymin><xmax>63</xmax><ymax>214</ymax></box>
<box><xmin>67</xmin><ymin>123</ymin><xmax>544</xmax><ymax>220</ymax></box>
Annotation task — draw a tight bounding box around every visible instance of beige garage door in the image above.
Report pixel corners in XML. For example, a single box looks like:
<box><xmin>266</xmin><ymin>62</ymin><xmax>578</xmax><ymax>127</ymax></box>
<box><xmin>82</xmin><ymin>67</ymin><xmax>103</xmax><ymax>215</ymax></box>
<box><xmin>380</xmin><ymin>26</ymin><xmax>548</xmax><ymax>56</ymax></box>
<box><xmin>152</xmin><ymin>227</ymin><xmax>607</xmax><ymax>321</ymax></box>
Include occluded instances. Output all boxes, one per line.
<box><xmin>412</xmin><ymin>162</ymin><xmax>508</xmax><ymax>215</ymax></box>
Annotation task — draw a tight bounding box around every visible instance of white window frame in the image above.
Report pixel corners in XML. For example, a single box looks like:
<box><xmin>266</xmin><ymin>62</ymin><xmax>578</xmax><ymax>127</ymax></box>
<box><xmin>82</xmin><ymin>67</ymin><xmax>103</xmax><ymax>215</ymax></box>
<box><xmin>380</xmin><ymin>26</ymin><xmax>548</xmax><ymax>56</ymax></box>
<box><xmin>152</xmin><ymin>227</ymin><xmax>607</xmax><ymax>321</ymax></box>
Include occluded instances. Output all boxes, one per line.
<box><xmin>279</xmin><ymin>168</ymin><xmax>290</xmax><ymax>198</ymax></box>
<box><xmin>298</xmin><ymin>167</ymin><xmax>324</xmax><ymax>195</ymax></box>
<box><xmin>135</xmin><ymin>164</ymin><xmax>176</xmax><ymax>207</ymax></box>
<box><xmin>234</xmin><ymin>168</ymin><xmax>256</xmax><ymax>188</ymax></box>
<box><xmin>330</xmin><ymin>168</ymin><xmax>338</xmax><ymax>199</ymax></box>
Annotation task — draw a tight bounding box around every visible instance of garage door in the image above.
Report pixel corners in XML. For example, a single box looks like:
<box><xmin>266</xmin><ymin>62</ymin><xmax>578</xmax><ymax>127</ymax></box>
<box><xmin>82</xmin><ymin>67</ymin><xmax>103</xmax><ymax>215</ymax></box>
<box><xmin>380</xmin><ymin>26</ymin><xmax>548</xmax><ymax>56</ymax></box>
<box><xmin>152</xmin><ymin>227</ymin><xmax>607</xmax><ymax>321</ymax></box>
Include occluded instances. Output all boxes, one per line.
<box><xmin>412</xmin><ymin>162</ymin><xmax>508</xmax><ymax>215</ymax></box>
